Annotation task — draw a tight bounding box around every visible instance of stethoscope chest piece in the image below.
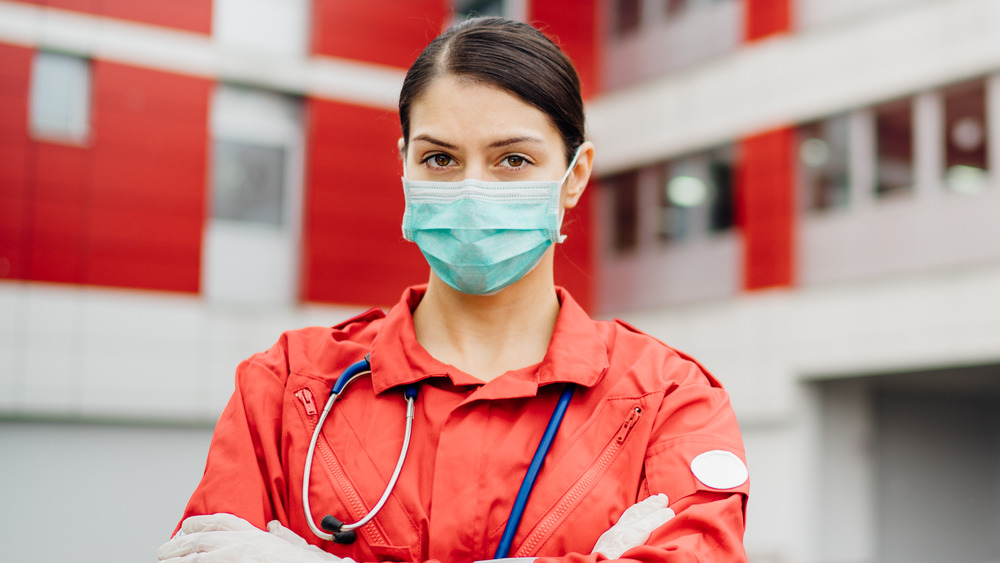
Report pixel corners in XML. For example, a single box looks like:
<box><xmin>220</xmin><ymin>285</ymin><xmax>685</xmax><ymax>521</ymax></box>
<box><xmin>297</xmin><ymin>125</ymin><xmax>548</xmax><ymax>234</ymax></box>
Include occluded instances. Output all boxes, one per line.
<box><xmin>320</xmin><ymin>515</ymin><xmax>357</xmax><ymax>544</ymax></box>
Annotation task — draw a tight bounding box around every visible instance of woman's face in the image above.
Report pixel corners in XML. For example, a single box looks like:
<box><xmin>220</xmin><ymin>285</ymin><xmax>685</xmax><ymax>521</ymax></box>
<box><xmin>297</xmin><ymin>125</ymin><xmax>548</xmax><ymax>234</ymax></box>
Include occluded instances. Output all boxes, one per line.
<box><xmin>404</xmin><ymin>74</ymin><xmax>591</xmax><ymax>209</ymax></box>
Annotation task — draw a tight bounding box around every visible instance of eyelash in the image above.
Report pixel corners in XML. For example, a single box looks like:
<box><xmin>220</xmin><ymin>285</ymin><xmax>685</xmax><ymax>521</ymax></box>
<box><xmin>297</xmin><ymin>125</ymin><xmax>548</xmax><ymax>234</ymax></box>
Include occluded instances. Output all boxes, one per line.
<box><xmin>420</xmin><ymin>153</ymin><xmax>534</xmax><ymax>170</ymax></box>
<box><xmin>422</xmin><ymin>153</ymin><xmax>455</xmax><ymax>168</ymax></box>
<box><xmin>501</xmin><ymin>155</ymin><xmax>530</xmax><ymax>168</ymax></box>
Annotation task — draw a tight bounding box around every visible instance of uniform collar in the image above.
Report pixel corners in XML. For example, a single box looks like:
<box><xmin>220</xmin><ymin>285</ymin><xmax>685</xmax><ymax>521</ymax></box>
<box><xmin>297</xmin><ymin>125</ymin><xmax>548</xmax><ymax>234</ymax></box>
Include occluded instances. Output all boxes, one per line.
<box><xmin>368</xmin><ymin>285</ymin><xmax>609</xmax><ymax>398</ymax></box>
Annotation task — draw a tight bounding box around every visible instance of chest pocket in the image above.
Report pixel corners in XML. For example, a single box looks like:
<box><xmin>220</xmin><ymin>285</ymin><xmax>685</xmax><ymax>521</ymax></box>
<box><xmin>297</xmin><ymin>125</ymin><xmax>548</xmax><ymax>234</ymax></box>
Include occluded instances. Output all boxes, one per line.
<box><xmin>505</xmin><ymin>397</ymin><xmax>652</xmax><ymax>558</ymax></box>
<box><xmin>288</xmin><ymin>380</ymin><xmax>424</xmax><ymax>562</ymax></box>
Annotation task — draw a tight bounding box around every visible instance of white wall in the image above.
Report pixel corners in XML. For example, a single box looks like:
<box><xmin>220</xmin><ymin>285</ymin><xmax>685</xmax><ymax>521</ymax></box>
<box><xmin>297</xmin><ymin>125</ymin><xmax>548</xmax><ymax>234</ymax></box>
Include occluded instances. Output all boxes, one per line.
<box><xmin>0</xmin><ymin>282</ymin><xmax>365</xmax><ymax>422</ymax></box>
<box><xmin>0</xmin><ymin>421</ymin><xmax>214</xmax><ymax>562</ymax></box>
<box><xmin>795</xmin><ymin>0</ymin><xmax>926</xmax><ymax>32</ymax></box>
<box><xmin>815</xmin><ymin>380</ymin><xmax>877</xmax><ymax>562</ymax></box>
<box><xmin>602</xmin><ymin>0</ymin><xmax>741</xmax><ymax>90</ymax></box>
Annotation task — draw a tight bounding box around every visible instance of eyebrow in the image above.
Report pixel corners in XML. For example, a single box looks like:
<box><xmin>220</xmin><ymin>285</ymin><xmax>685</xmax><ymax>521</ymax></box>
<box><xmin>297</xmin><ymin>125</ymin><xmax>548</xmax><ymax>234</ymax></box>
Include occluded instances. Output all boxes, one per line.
<box><xmin>411</xmin><ymin>134</ymin><xmax>546</xmax><ymax>150</ymax></box>
<box><xmin>487</xmin><ymin>136</ymin><xmax>546</xmax><ymax>149</ymax></box>
<box><xmin>412</xmin><ymin>135</ymin><xmax>457</xmax><ymax>149</ymax></box>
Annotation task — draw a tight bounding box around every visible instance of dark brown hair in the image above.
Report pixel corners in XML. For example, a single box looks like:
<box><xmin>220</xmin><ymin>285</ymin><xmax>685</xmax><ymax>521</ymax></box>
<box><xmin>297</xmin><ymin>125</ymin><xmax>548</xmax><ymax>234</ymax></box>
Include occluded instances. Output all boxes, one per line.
<box><xmin>399</xmin><ymin>16</ymin><xmax>585</xmax><ymax>164</ymax></box>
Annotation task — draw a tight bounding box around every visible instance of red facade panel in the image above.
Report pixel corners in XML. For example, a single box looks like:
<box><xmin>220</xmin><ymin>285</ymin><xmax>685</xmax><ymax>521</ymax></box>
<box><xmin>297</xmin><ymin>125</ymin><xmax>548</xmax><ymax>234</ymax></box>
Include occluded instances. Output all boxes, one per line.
<box><xmin>529</xmin><ymin>0</ymin><xmax>599</xmax><ymax>310</ymax></box>
<box><xmin>0</xmin><ymin>168</ymin><xmax>27</xmax><ymax>280</ymax></box>
<box><xmin>303</xmin><ymin>98</ymin><xmax>428</xmax><ymax>306</ymax></box>
<box><xmin>530</xmin><ymin>0</ymin><xmax>601</xmax><ymax>99</ymax></box>
<box><xmin>744</xmin><ymin>0</ymin><xmax>792</xmax><ymax>42</ymax></box>
<box><xmin>88</xmin><ymin>60</ymin><xmax>211</xmax><ymax>292</ymax></box>
<box><xmin>311</xmin><ymin>0</ymin><xmax>447</xmax><ymax>68</ymax></box>
<box><xmin>0</xmin><ymin>43</ymin><xmax>33</xmax><ymax>281</ymax></box>
<box><xmin>737</xmin><ymin>128</ymin><xmax>796</xmax><ymax>290</ymax></box>
<box><xmin>85</xmin><ymin>207</ymin><xmax>202</xmax><ymax>291</ymax></box>
<box><xmin>100</xmin><ymin>0</ymin><xmax>212</xmax><ymax>34</ymax></box>
<box><xmin>17</xmin><ymin>0</ymin><xmax>212</xmax><ymax>34</ymax></box>
<box><xmin>27</xmin><ymin>143</ymin><xmax>89</xmax><ymax>284</ymax></box>
<box><xmin>23</xmin><ymin>0</ymin><xmax>97</xmax><ymax>12</ymax></box>
<box><xmin>554</xmin><ymin>184</ymin><xmax>594</xmax><ymax>312</ymax></box>
<box><xmin>0</xmin><ymin>49</ymin><xmax>210</xmax><ymax>293</ymax></box>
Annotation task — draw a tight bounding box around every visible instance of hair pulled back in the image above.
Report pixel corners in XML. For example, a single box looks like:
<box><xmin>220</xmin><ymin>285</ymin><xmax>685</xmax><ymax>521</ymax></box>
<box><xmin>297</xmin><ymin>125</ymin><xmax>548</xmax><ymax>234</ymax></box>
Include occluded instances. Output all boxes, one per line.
<box><xmin>399</xmin><ymin>17</ymin><xmax>585</xmax><ymax>164</ymax></box>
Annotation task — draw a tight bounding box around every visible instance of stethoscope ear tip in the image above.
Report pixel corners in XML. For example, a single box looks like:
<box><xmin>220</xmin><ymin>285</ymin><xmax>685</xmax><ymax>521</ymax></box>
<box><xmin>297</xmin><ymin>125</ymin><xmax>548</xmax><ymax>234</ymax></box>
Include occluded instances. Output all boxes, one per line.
<box><xmin>321</xmin><ymin>514</ymin><xmax>358</xmax><ymax>544</ymax></box>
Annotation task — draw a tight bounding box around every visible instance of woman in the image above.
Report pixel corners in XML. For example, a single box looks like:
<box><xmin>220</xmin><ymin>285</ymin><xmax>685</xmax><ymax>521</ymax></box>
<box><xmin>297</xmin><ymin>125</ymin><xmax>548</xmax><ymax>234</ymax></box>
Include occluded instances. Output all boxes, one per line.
<box><xmin>160</xmin><ymin>16</ymin><xmax>749</xmax><ymax>563</ymax></box>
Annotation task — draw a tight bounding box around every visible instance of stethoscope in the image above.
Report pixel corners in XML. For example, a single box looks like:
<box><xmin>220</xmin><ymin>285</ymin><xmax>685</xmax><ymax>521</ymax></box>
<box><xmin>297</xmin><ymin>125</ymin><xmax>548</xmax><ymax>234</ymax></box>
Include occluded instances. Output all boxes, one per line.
<box><xmin>302</xmin><ymin>355</ymin><xmax>575</xmax><ymax>559</ymax></box>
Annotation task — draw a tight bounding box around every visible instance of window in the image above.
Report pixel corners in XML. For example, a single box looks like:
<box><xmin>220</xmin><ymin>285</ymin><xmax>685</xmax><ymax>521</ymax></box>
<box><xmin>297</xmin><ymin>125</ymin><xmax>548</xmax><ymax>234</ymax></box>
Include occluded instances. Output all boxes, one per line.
<box><xmin>798</xmin><ymin>114</ymin><xmax>850</xmax><ymax>211</ymax></box>
<box><xmin>204</xmin><ymin>85</ymin><xmax>303</xmax><ymax>305</ymax></box>
<box><xmin>29</xmin><ymin>51</ymin><xmax>91</xmax><ymax>144</ymax></box>
<box><xmin>609</xmin><ymin>169</ymin><xmax>640</xmax><ymax>252</ymax></box>
<box><xmin>942</xmin><ymin>78</ymin><xmax>989</xmax><ymax>194</ymax></box>
<box><xmin>874</xmin><ymin>97</ymin><xmax>914</xmax><ymax>197</ymax></box>
<box><xmin>664</xmin><ymin>0</ymin><xmax>732</xmax><ymax>20</ymax></box>
<box><xmin>212</xmin><ymin>140</ymin><xmax>287</xmax><ymax>227</ymax></box>
<box><xmin>455</xmin><ymin>0</ymin><xmax>506</xmax><ymax>18</ymax></box>
<box><xmin>659</xmin><ymin>146</ymin><xmax>735</xmax><ymax>242</ymax></box>
<box><xmin>613</xmin><ymin>0</ymin><xmax>642</xmax><ymax>37</ymax></box>
<box><xmin>665</xmin><ymin>0</ymin><xmax>688</xmax><ymax>18</ymax></box>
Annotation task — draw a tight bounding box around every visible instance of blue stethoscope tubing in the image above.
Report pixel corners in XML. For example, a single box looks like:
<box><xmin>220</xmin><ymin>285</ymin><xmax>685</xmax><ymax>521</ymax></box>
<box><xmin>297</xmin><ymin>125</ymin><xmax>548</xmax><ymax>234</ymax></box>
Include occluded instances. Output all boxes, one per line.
<box><xmin>494</xmin><ymin>383</ymin><xmax>575</xmax><ymax>559</ymax></box>
<box><xmin>302</xmin><ymin>355</ymin><xmax>575</xmax><ymax>557</ymax></box>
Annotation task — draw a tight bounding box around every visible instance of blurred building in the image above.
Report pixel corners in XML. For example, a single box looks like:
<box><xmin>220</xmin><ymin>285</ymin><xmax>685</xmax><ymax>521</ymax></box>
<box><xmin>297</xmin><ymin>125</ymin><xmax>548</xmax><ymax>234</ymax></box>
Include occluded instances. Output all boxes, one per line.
<box><xmin>1</xmin><ymin>0</ymin><xmax>999</xmax><ymax>562</ymax></box>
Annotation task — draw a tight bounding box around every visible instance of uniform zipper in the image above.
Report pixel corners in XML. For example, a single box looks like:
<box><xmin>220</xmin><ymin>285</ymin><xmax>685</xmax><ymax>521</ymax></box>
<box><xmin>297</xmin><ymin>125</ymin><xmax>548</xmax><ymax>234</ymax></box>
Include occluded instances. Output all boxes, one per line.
<box><xmin>616</xmin><ymin>406</ymin><xmax>642</xmax><ymax>444</ymax></box>
<box><xmin>514</xmin><ymin>406</ymin><xmax>643</xmax><ymax>557</ymax></box>
<box><xmin>295</xmin><ymin>389</ymin><xmax>318</xmax><ymax>416</ymax></box>
<box><xmin>296</xmin><ymin>388</ymin><xmax>390</xmax><ymax>547</ymax></box>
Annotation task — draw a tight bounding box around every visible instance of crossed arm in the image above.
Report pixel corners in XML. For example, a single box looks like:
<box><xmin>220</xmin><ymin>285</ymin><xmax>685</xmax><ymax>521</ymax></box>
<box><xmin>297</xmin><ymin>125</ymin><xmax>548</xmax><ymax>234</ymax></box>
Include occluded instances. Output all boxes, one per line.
<box><xmin>158</xmin><ymin>494</ymin><xmax>676</xmax><ymax>563</ymax></box>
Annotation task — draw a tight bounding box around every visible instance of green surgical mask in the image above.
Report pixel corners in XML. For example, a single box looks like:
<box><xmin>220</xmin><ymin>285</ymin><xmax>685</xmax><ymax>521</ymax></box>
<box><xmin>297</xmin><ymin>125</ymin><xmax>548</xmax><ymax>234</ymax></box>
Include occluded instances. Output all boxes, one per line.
<box><xmin>401</xmin><ymin>149</ymin><xmax>581</xmax><ymax>295</ymax></box>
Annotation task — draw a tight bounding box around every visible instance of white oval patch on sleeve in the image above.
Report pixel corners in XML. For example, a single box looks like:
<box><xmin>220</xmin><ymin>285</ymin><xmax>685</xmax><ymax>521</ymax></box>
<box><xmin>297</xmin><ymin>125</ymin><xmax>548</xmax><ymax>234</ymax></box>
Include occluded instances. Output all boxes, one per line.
<box><xmin>690</xmin><ymin>450</ymin><xmax>748</xmax><ymax>489</ymax></box>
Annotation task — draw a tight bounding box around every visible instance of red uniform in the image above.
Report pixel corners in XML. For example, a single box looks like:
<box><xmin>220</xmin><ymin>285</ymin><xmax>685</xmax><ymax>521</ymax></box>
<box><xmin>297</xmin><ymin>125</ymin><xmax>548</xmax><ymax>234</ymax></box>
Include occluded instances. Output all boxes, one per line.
<box><xmin>179</xmin><ymin>286</ymin><xmax>749</xmax><ymax>562</ymax></box>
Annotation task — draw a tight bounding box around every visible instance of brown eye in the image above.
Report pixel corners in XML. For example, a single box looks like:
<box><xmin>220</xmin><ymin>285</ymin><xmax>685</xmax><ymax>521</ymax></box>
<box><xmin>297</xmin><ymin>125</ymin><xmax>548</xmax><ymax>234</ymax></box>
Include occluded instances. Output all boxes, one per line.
<box><xmin>433</xmin><ymin>154</ymin><xmax>451</xmax><ymax>167</ymax></box>
<box><xmin>505</xmin><ymin>155</ymin><xmax>526</xmax><ymax>167</ymax></box>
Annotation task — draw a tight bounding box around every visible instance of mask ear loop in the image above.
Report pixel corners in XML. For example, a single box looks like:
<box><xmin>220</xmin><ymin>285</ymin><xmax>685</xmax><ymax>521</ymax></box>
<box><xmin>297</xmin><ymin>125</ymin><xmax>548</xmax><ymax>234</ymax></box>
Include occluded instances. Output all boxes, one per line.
<box><xmin>560</xmin><ymin>146</ymin><xmax>584</xmax><ymax>186</ymax></box>
<box><xmin>556</xmin><ymin>146</ymin><xmax>585</xmax><ymax>243</ymax></box>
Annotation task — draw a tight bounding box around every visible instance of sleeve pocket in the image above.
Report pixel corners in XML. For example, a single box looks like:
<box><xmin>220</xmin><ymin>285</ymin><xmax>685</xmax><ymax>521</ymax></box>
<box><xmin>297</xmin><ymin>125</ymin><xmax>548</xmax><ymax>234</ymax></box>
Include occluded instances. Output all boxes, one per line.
<box><xmin>643</xmin><ymin>439</ymin><xmax>749</xmax><ymax>502</ymax></box>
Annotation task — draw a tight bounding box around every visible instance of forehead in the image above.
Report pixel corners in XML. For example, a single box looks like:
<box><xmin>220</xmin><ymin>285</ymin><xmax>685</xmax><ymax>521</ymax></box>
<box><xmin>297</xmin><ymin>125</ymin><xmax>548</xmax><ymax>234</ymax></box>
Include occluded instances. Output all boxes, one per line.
<box><xmin>408</xmin><ymin>75</ymin><xmax>562</xmax><ymax>147</ymax></box>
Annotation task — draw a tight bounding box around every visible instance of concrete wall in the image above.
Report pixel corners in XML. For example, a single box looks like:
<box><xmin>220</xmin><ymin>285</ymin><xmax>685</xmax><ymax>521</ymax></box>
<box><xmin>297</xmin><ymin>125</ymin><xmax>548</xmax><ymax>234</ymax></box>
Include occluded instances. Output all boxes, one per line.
<box><xmin>0</xmin><ymin>421</ymin><xmax>213</xmax><ymax>562</ymax></box>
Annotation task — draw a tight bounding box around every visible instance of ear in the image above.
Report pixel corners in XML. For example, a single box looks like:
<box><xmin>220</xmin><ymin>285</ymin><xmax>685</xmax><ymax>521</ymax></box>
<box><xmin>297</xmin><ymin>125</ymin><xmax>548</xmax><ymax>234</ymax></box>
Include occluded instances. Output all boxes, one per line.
<box><xmin>397</xmin><ymin>136</ymin><xmax>406</xmax><ymax>156</ymax></box>
<box><xmin>562</xmin><ymin>141</ymin><xmax>595</xmax><ymax>210</ymax></box>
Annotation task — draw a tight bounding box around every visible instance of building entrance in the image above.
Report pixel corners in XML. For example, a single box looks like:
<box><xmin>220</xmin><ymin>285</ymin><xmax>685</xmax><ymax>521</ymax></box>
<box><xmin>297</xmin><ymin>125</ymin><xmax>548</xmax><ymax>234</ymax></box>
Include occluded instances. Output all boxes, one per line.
<box><xmin>815</xmin><ymin>363</ymin><xmax>1000</xmax><ymax>563</ymax></box>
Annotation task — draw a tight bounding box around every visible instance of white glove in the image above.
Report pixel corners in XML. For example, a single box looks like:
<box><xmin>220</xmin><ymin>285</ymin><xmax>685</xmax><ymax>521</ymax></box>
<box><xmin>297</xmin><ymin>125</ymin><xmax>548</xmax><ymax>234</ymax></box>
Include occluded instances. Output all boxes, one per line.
<box><xmin>591</xmin><ymin>494</ymin><xmax>675</xmax><ymax>559</ymax></box>
<box><xmin>157</xmin><ymin>513</ymin><xmax>356</xmax><ymax>563</ymax></box>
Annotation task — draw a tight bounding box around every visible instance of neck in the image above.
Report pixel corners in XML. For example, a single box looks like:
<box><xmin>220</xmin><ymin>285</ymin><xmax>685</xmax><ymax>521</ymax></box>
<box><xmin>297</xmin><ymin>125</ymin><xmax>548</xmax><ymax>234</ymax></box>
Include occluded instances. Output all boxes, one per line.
<box><xmin>412</xmin><ymin>252</ymin><xmax>560</xmax><ymax>382</ymax></box>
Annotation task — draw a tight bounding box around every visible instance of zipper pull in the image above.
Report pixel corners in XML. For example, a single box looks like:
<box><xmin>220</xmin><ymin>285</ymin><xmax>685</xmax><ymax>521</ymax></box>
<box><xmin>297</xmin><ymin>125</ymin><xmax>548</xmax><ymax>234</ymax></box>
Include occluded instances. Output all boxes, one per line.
<box><xmin>616</xmin><ymin>406</ymin><xmax>643</xmax><ymax>444</ymax></box>
<box><xmin>295</xmin><ymin>388</ymin><xmax>318</xmax><ymax>416</ymax></box>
